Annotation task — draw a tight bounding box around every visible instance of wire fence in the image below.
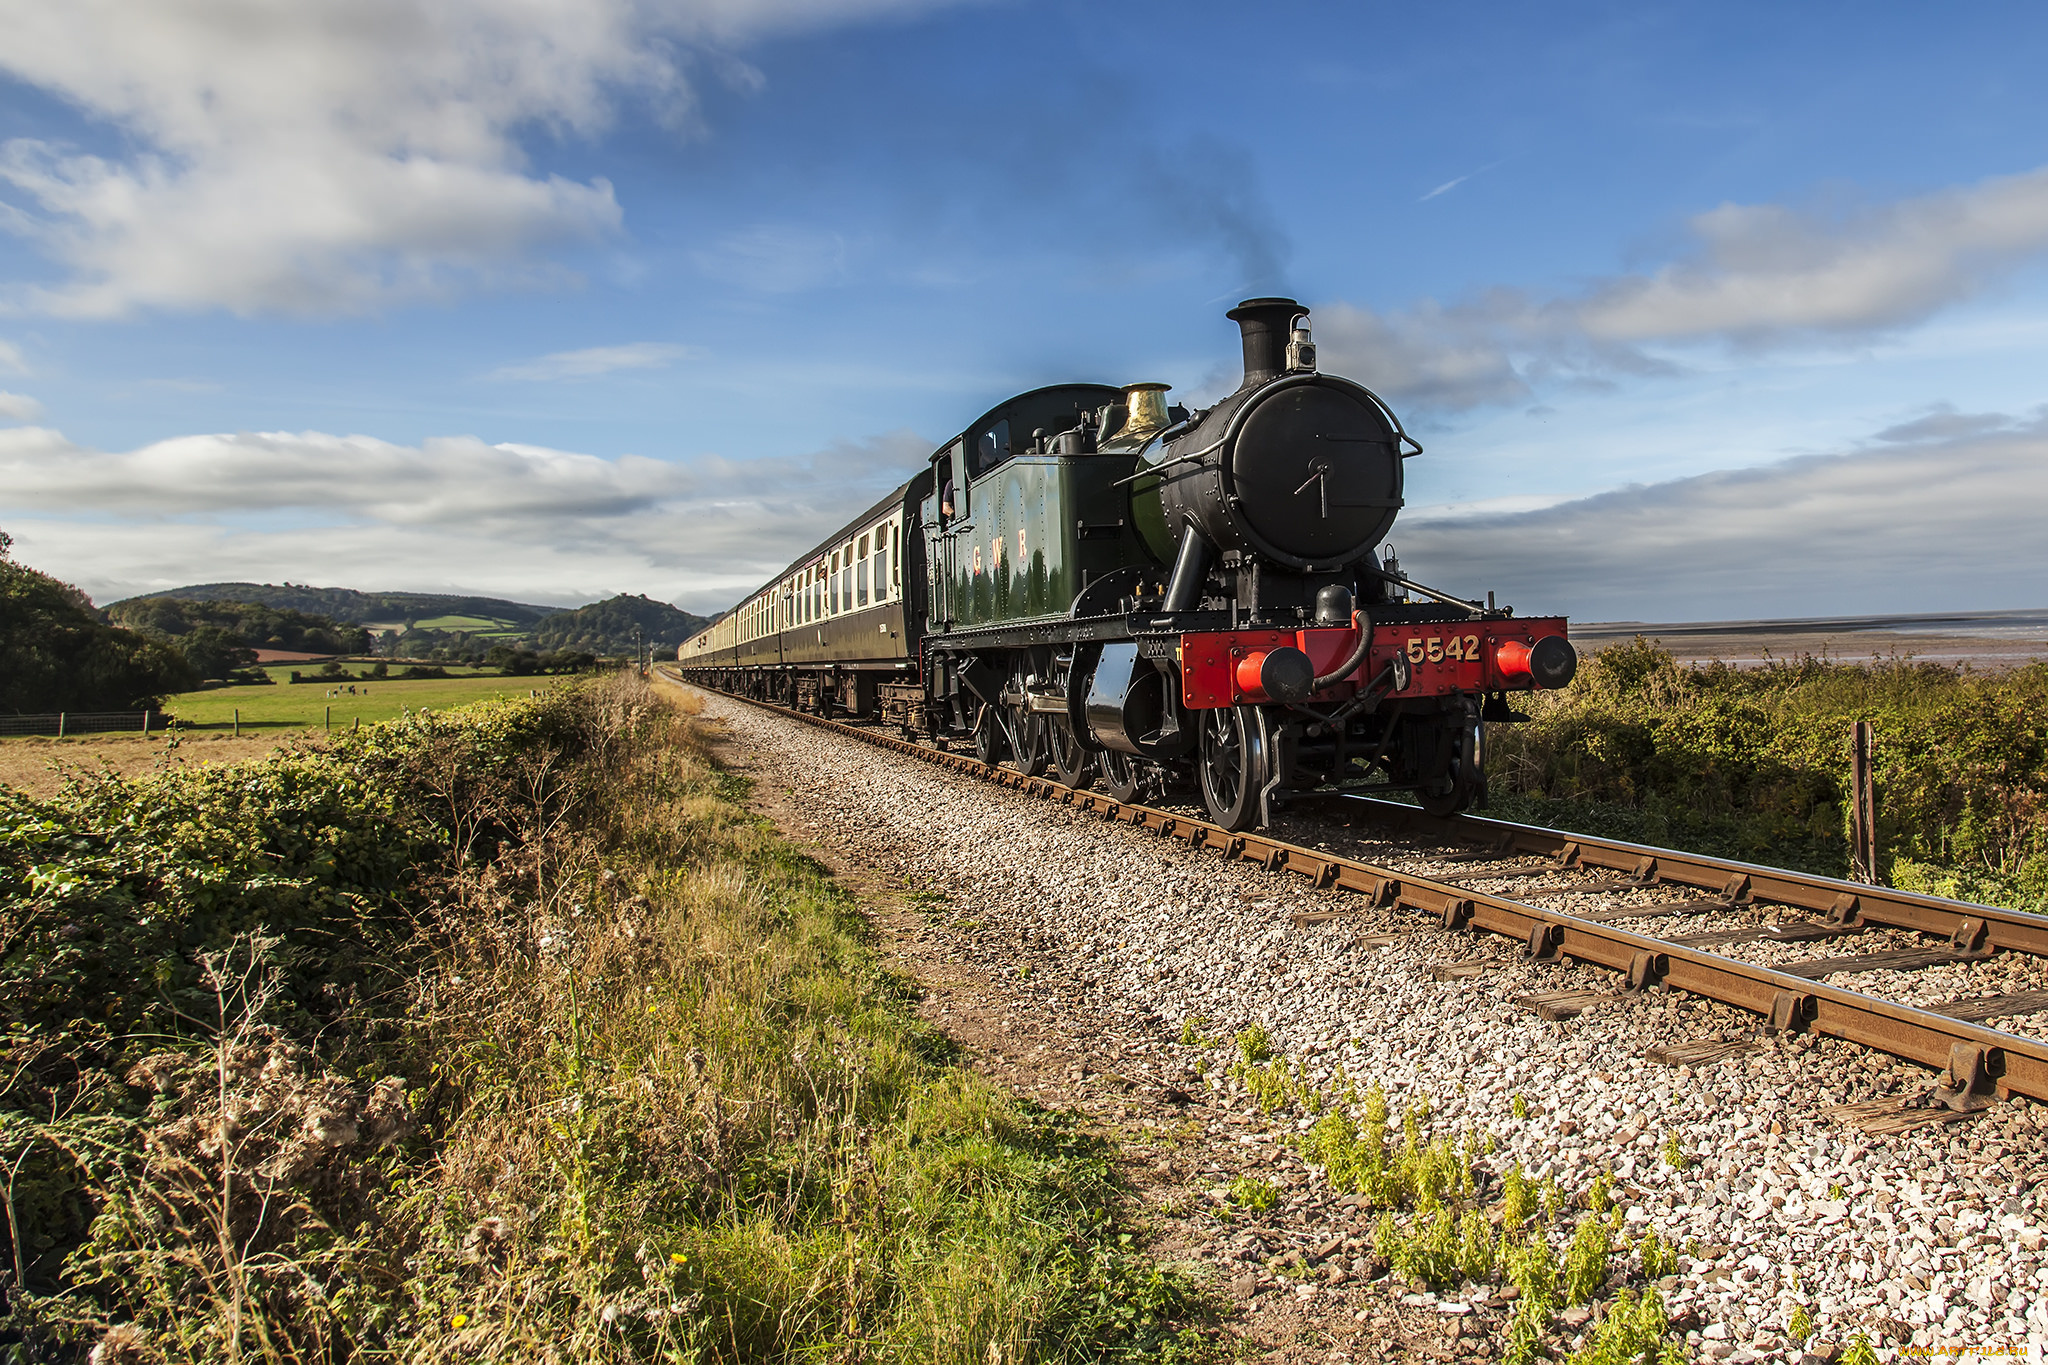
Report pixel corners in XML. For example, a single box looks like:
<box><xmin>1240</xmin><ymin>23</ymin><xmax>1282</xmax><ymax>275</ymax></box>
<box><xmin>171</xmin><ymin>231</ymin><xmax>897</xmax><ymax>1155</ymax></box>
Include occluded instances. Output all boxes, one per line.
<box><xmin>0</xmin><ymin>710</ymin><xmax>162</xmax><ymax>738</ymax></box>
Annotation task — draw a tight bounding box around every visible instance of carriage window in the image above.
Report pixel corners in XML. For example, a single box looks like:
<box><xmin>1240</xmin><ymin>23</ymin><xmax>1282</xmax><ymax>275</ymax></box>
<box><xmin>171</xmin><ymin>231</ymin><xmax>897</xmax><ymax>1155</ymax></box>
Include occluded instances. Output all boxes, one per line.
<box><xmin>893</xmin><ymin>524</ymin><xmax>902</xmax><ymax>588</ymax></box>
<box><xmin>874</xmin><ymin>526</ymin><xmax>890</xmax><ymax>600</ymax></box>
<box><xmin>857</xmin><ymin>534</ymin><xmax>870</xmax><ymax>606</ymax></box>
<box><xmin>973</xmin><ymin>419</ymin><xmax>1010</xmax><ymax>478</ymax></box>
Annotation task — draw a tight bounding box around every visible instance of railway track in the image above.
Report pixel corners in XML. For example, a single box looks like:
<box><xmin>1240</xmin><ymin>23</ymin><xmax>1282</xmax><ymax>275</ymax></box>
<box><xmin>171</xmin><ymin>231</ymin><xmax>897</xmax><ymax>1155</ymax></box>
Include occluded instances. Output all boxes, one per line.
<box><xmin>662</xmin><ymin>669</ymin><xmax>2048</xmax><ymax>1113</ymax></box>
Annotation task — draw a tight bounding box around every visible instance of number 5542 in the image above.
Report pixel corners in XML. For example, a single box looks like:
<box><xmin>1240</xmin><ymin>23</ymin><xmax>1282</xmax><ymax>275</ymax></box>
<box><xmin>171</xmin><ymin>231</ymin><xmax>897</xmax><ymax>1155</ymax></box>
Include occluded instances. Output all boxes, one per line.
<box><xmin>1407</xmin><ymin>635</ymin><xmax>1480</xmax><ymax>664</ymax></box>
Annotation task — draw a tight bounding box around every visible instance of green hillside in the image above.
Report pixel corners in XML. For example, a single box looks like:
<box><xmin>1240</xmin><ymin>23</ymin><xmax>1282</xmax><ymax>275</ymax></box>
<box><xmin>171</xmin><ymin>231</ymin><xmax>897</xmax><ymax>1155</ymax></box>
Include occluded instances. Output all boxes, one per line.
<box><xmin>107</xmin><ymin>596</ymin><xmax>370</xmax><ymax>656</ymax></box>
<box><xmin>531</xmin><ymin>594</ymin><xmax>712</xmax><ymax>654</ymax></box>
<box><xmin>111</xmin><ymin>582</ymin><xmax>710</xmax><ymax>663</ymax></box>
<box><xmin>112</xmin><ymin>582</ymin><xmax>559</xmax><ymax>630</ymax></box>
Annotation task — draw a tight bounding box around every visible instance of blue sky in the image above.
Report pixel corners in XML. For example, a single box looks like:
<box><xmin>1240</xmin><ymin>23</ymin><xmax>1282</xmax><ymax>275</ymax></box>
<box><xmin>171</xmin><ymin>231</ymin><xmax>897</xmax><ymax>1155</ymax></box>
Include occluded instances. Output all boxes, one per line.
<box><xmin>3</xmin><ymin>0</ymin><xmax>2048</xmax><ymax>620</ymax></box>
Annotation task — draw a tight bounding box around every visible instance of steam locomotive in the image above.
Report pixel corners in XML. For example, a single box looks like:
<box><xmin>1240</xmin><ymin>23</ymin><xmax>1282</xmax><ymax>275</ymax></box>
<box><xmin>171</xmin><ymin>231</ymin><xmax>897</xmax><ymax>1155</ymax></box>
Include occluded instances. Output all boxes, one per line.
<box><xmin>675</xmin><ymin>298</ymin><xmax>1578</xmax><ymax>830</ymax></box>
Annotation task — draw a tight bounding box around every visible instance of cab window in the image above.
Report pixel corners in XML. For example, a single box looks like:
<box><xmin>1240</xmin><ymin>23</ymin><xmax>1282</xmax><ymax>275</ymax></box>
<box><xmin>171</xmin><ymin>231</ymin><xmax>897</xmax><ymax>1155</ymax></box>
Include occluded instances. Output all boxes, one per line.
<box><xmin>972</xmin><ymin>419</ymin><xmax>1010</xmax><ymax>479</ymax></box>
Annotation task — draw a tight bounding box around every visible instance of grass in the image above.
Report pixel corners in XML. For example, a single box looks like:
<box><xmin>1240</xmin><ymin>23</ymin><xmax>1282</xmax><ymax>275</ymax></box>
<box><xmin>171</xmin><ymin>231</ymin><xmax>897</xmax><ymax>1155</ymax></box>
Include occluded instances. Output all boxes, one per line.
<box><xmin>4</xmin><ymin>677</ymin><xmax>1212</xmax><ymax>1361</ymax></box>
<box><xmin>406</xmin><ymin>613</ymin><xmax>522</xmax><ymax>632</ymax></box>
<box><xmin>164</xmin><ymin>673</ymin><xmax>554</xmax><ymax>730</ymax></box>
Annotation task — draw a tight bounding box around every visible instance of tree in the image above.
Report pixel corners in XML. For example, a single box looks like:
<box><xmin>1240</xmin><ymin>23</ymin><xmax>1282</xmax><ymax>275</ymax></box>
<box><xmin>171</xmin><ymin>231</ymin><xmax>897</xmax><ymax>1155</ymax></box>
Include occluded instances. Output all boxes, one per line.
<box><xmin>177</xmin><ymin>625</ymin><xmax>259</xmax><ymax>680</ymax></box>
<box><xmin>1</xmin><ymin>532</ymin><xmax>197</xmax><ymax>712</ymax></box>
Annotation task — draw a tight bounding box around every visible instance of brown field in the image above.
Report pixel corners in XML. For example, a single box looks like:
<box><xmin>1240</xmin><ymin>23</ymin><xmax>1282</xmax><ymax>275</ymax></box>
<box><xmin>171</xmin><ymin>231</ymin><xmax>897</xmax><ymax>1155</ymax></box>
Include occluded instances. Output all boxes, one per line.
<box><xmin>0</xmin><ymin>733</ymin><xmax>288</xmax><ymax>800</ymax></box>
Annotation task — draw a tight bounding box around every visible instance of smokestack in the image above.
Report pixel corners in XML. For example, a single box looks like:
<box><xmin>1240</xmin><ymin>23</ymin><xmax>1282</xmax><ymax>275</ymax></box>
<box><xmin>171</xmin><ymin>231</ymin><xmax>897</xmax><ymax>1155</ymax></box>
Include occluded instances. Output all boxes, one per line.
<box><xmin>1226</xmin><ymin>297</ymin><xmax>1305</xmax><ymax>388</ymax></box>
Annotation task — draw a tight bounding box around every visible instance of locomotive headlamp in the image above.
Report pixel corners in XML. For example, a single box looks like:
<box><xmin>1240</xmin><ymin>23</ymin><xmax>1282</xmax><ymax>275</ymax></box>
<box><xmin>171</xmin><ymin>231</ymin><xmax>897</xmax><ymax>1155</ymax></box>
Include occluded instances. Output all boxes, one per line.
<box><xmin>1286</xmin><ymin>316</ymin><xmax>1317</xmax><ymax>373</ymax></box>
<box><xmin>1494</xmin><ymin>635</ymin><xmax>1579</xmax><ymax>690</ymax></box>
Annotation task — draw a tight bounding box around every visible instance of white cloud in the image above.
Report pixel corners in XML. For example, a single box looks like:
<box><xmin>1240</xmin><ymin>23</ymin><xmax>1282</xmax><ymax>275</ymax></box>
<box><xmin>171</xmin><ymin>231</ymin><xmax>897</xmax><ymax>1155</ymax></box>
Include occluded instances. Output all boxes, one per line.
<box><xmin>1580</xmin><ymin>166</ymin><xmax>2048</xmax><ymax>343</ymax></box>
<box><xmin>487</xmin><ymin>341</ymin><xmax>697</xmax><ymax>381</ymax></box>
<box><xmin>1394</xmin><ymin>407</ymin><xmax>2048</xmax><ymax>620</ymax></box>
<box><xmin>0</xmin><ymin>421</ymin><xmax>929</xmax><ymax>609</ymax></box>
<box><xmin>690</xmin><ymin>224</ymin><xmax>850</xmax><ymax>293</ymax></box>
<box><xmin>0</xmin><ymin>339</ymin><xmax>25</xmax><ymax>372</ymax></box>
<box><xmin>1319</xmin><ymin>164</ymin><xmax>2048</xmax><ymax>415</ymax></box>
<box><xmin>0</xmin><ymin>390</ymin><xmax>42</xmax><ymax>421</ymax></box>
<box><xmin>0</xmin><ymin>0</ymin><xmax>960</xmax><ymax>318</ymax></box>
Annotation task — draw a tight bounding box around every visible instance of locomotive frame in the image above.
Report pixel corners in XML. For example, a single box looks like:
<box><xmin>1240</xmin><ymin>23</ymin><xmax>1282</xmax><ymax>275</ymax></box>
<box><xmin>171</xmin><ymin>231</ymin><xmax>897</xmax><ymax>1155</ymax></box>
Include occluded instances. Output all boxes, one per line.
<box><xmin>678</xmin><ymin>298</ymin><xmax>1578</xmax><ymax>830</ymax></box>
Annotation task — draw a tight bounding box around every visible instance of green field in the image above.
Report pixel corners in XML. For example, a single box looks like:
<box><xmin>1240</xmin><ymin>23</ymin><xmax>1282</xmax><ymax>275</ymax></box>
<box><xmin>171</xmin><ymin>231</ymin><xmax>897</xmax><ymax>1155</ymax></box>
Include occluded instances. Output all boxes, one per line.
<box><xmin>166</xmin><ymin>674</ymin><xmax>556</xmax><ymax>731</ymax></box>
<box><xmin>407</xmin><ymin>613</ymin><xmax>526</xmax><ymax>634</ymax></box>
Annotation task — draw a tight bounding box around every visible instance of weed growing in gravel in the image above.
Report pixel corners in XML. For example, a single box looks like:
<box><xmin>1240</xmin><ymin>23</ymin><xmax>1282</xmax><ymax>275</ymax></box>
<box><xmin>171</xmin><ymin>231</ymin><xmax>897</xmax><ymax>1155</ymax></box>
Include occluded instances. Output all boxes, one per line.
<box><xmin>1636</xmin><ymin>1230</ymin><xmax>1677</xmax><ymax>1281</ymax></box>
<box><xmin>1303</xmin><ymin>1086</ymin><xmax>1479</xmax><ymax>1213</ymax></box>
<box><xmin>1660</xmin><ymin>1131</ymin><xmax>1692</xmax><ymax>1169</ymax></box>
<box><xmin>1179</xmin><ymin>1014</ymin><xmax>1215</xmax><ymax>1047</ymax></box>
<box><xmin>1501</xmin><ymin>1238</ymin><xmax>1560</xmax><ymax>1365</ymax></box>
<box><xmin>1227</xmin><ymin>1175</ymin><xmax>1278</xmax><ymax>1214</ymax></box>
<box><xmin>1561</xmin><ymin>1290</ymin><xmax>1674</xmax><ymax>1365</ymax></box>
<box><xmin>1233</xmin><ymin>1056</ymin><xmax>1294</xmax><ymax>1112</ymax></box>
<box><xmin>1787</xmin><ymin>1303</ymin><xmax>1814</xmax><ymax>1344</ymax></box>
<box><xmin>1560</xmin><ymin>1214</ymin><xmax>1614</xmax><ymax>1304</ymax></box>
<box><xmin>1502</xmin><ymin>1161</ymin><xmax>1536</xmax><ymax>1227</ymax></box>
<box><xmin>1235</xmin><ymin>1022</ymin><xmax>1272</xmax><ymax>1064</ymax></box>
<box><xmin>1512</xmin><ymin>1092</ymin><xmax>1530</xmax><ymax>1119</ymax></box>
<box><xmin>1840</xmin><ymin>1333</ymin><xmax>1880</xmax><ymax>1365</ymax></box>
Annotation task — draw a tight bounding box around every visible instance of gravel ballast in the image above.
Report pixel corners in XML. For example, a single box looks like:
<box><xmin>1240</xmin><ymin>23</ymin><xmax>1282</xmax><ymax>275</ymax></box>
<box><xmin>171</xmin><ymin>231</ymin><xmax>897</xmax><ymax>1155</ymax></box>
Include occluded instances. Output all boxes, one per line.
<box><xmin>690</xmin><ymin>687</ymin><xmax>2048</xmax><ymax>1358</ymax></box>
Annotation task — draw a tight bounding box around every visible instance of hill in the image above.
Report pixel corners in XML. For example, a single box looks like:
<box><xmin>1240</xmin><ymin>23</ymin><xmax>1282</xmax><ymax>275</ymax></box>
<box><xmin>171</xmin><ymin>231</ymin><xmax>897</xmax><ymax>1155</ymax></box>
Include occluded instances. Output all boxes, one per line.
<box><xmin>111</xmin><ymin>582</ymin><xmax>559</xmax><ymax>631</ymax></box>
<box><xmin>106</xmin><ymin>596</ymin><xmax>370</xmax><ymax>659</ymax></box>
<box><xmin>530</xmin><ymin>594</ymin><xmax>712</xmax><ymax>655</ymax></box>
<box><xmin>111</xmin><ymin>582</ymin><xmax>711</xmax><ymax>661</ymax></box>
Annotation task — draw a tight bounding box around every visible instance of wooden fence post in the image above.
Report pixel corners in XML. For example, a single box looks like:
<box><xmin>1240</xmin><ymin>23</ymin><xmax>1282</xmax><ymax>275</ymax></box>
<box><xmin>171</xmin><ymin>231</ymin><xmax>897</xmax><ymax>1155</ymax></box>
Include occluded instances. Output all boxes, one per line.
<box><xmin>325</xmin><ymin>705</ymin><xmax>331</xmax><ymax>734</ymax></box>
<box><xmin>234</xmin><ymin>708</ymin><xmax>241</xmax><ymax>739</ymax></box>
<box><xmin>1850</xmin><ymin>720</ymin><xmax>1878</xmax><ymax>884</ymax></box>
<box><xmin>56</xmin><ymin>712</ymin><xmax>65</xmax><ymax>739</ymax></box>
<box><xmin>142</xmin><ymin>709</ymin><xmax>151</xmax><ymax>736</ymax></box>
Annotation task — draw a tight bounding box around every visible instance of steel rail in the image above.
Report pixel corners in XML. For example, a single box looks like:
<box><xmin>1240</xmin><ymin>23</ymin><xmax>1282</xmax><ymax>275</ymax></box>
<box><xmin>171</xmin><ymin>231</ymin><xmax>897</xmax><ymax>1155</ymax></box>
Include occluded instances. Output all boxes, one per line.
<box><xmin>1341</xmin><ymin>797</ymin><xmax>2048</xmax><ymax>959</ymax></box>
<box><xmin>662</xmin><ymin>671</ymin><xmax>2047</xmax><ymax>1108</ymax></box>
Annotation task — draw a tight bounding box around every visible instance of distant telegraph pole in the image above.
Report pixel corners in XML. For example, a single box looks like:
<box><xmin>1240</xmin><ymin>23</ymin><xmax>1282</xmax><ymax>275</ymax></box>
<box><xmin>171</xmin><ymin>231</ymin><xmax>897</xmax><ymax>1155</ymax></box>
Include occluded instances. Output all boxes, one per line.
<box><xmin>1849</xmin><ymin>721</ymin><xmax>1879</xmax><ymax>884</ymax></box>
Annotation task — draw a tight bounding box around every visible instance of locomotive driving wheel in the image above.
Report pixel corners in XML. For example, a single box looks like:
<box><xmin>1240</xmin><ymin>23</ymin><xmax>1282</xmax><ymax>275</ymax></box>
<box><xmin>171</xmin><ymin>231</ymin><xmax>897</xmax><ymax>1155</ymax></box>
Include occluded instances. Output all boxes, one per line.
<box><xmin>1198</xmin><ymin>704</ymin><xmax>1270</xmax><ymax>831</ymax></box>
<box><xmin>1100</xmin><ymin>749</ymin><xmax>1145</xmax><ymax>803</ymax></box>
<box><xmin>972</xmin><ymin>704</ymin><xmax>1008</xmax><ymax>767</ymax></box>
<box><xmin>1006</xmin><ymin>705</ymin><xmax>1050</xmax><ymax>777</ymax></box>
<box><xmin>1050</xmin><ymin>716</ymin><xmax>1095</xmax><ymax>788</ymax></box>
